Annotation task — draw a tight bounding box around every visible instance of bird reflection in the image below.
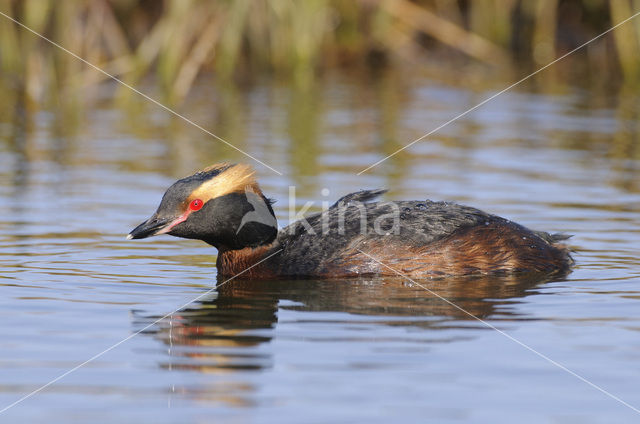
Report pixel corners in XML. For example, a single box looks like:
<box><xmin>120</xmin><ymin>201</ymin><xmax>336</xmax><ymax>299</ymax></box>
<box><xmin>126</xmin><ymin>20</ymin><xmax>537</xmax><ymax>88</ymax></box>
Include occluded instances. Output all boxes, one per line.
<box><xmin>140</xmin><ymin>271</ymin><xmax>568</xmax><ymax>378</ymax></box>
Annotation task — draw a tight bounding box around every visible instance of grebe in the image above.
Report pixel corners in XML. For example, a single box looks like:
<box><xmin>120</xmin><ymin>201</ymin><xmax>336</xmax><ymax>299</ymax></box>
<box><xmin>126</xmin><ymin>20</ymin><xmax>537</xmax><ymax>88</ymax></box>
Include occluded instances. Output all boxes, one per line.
<box><xmin>128</xmin><ymin>163</ymin><xmax>573</xmax><ymax>278</ymax></box>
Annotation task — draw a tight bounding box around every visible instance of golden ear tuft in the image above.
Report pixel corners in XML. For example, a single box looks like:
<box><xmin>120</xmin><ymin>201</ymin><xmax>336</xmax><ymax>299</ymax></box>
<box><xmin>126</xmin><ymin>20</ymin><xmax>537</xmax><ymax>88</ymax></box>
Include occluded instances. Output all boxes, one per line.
<box><xmin>189</xmin><ymin>163</ymin><xmax>260</xmax><ymax>202</ymax></box>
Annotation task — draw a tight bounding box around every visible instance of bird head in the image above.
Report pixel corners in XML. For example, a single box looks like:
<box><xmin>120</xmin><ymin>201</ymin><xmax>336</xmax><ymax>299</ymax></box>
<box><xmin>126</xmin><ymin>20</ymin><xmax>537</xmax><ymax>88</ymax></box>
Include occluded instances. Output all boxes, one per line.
<box><xmin>128</xmin><ymin>163</ymin><xmax>277</xmax><ymax>251</ymax></box>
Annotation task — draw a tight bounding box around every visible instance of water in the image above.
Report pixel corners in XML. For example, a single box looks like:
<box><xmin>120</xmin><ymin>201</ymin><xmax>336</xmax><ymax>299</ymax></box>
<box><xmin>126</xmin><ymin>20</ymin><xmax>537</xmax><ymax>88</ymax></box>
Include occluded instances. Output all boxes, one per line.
<box><xmin>1</xmin><ymin>70</ymin><xmax>639</xmax><ymax>423</ymax></box>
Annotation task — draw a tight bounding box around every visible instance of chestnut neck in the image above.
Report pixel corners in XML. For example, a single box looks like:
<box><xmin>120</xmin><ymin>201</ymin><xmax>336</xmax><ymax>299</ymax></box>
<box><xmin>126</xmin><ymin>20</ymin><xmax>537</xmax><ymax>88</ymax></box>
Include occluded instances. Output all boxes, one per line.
<box><xmin>216</xmin><ymin>244</ymin><xmax>278</xmax><ymax>279</ymax></box>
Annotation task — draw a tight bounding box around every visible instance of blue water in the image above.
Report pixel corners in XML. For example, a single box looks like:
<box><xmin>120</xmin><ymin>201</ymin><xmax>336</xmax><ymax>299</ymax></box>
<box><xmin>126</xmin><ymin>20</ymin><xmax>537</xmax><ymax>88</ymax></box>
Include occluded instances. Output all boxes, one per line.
<box><xmin>1</xmin><ymin>73</ymin><xmax>639</xmax><ymax>423</ymax></box>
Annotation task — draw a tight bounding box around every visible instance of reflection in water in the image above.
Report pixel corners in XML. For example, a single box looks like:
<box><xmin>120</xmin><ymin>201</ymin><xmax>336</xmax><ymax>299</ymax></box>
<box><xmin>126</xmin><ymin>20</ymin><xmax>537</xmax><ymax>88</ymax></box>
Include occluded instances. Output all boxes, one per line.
<box><xmin>1</xmin><ymin>64</ymin><xmax>639</xmax><ymax>421</ymax></box>
<box><xmin>2</xmin><ymin>67</ymin><xmax>639</xmax><ymax>198</ymax></box>
<box><xmin>139</xmin><ymin>271</ymin><xmax>566</xmax><ymax>380</ymax></box>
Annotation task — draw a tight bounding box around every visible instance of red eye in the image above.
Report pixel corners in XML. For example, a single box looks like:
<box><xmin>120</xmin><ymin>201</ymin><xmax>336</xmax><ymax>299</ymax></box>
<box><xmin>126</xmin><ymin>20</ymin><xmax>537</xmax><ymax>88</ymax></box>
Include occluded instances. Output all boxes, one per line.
<box><xmin>189</xmin><ymin>199</ymin><xmax>203</xmax><ymax>211</ymax></box>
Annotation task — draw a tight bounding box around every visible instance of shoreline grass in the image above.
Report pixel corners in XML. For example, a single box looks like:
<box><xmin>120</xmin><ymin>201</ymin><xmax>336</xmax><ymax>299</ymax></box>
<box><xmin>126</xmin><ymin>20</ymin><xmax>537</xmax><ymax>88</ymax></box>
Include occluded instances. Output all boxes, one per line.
<box><xmin>0</xmin><ymin>0</ymin><xmax>638</xmax><ymax>105</ymax></box>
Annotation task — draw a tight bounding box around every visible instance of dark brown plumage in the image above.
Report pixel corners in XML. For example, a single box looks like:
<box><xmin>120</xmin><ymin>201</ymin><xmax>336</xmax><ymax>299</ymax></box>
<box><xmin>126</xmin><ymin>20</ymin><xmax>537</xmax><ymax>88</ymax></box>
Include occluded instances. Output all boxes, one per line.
<box><xmin>128</xmin><ymin>163</ymin><xmax>574</xmax><ymax>279</ymax></box>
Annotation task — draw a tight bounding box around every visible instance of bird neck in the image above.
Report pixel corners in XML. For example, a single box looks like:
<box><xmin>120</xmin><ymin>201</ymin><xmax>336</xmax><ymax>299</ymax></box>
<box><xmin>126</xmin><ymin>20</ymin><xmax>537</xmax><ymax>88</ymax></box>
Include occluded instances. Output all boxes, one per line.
<box><xmin>216</xmin><ymin>243</ymin><xmax>278</xmax><ymax>279</ymax></box>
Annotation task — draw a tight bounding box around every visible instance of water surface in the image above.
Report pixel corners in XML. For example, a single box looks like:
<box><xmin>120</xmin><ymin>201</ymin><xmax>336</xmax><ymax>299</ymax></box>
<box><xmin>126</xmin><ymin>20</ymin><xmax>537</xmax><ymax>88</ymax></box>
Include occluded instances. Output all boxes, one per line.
<box><xmin>1</xmin><ymin>71</ymin><xmax>639</xmax><ymax>423</ymax></box>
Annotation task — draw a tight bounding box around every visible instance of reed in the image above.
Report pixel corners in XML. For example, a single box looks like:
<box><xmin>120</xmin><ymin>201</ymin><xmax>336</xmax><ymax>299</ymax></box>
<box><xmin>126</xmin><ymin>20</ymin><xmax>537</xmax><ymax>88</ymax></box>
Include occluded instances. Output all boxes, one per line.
<box><xmin>0</xmin><ymin>0</ymin><xmax>638</xmax><ymax>104</ymax></box>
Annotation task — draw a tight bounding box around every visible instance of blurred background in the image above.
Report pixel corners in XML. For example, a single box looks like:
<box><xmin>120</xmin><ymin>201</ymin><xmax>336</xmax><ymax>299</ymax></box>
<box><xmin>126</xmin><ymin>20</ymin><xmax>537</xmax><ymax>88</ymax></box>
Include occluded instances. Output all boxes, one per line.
<box><xmin>1</xmin><ymin>0</ymin><xmax>639</xmax><ymax>176</ymax></box>
<box><xmin>1</xmin><ymin>1</ymin><xmax>640</xmax><ymax>423</ymax></box>
<box><xmin>3</xmin><ymin>0</ymin><xmax>640</xmax><ymax>99</ymax></box>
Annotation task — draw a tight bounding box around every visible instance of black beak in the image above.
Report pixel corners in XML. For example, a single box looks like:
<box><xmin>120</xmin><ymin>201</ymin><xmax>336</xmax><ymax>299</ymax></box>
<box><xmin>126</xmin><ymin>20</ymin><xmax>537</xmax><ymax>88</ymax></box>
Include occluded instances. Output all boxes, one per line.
<box><xmin>127</xmin><ymin>215</ymin><xmax>171</xmax><ymax>240</ymax></box>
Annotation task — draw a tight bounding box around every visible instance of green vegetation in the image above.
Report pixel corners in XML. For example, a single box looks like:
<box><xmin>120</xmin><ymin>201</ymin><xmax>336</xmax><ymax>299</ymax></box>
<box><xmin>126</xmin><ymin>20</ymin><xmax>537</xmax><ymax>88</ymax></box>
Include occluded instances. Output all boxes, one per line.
<box><xmin>0</xmin><ymin>0</ymin><xmax>639</xmax><ymax>105</ymax></box>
